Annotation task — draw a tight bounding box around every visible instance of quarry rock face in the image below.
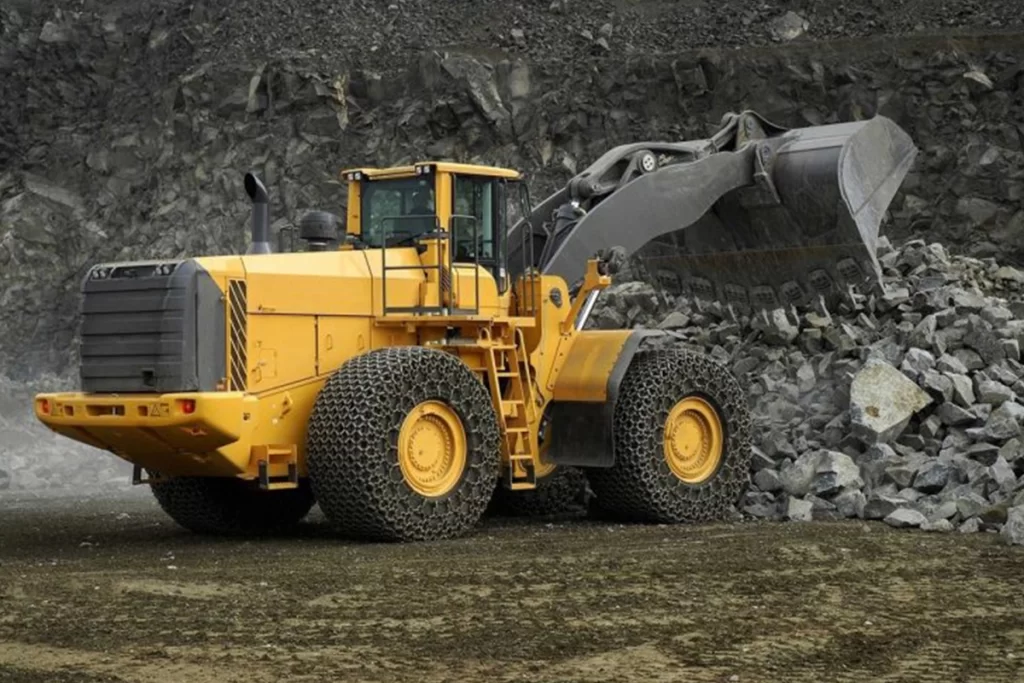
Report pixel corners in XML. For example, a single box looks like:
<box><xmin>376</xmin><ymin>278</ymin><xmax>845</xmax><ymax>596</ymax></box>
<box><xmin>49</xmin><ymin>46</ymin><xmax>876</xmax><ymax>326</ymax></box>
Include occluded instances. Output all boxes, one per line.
<box><xmin>1</xmin><ymin>1</ymin><xmax>1023</xmax><ymax>380</ymax></box>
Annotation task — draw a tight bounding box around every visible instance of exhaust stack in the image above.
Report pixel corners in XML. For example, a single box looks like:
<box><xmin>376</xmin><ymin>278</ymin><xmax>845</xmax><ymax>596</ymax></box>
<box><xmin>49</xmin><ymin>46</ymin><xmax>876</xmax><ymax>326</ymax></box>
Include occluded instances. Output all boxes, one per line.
<box><xmin>243</xmin><ymin>172</ymin><xmax>273</xmax><ymax>255</ymax></box>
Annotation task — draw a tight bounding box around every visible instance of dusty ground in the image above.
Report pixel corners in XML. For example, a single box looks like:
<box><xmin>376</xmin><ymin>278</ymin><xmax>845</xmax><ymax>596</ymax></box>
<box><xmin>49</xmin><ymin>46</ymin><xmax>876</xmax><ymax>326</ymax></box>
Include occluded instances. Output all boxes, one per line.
<box><xmin>1</xmin><ymin>491</ymin><xmax>1023</xmax><ymax>683</ymax></box>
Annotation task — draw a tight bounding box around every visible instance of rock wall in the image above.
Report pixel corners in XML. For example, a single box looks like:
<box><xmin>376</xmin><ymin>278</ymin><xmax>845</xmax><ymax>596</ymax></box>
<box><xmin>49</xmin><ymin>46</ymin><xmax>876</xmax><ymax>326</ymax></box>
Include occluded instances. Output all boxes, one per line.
<box><xmin>1</xmin><ymin>0</ymin><xmax>1023</xmax><ymax>490</ymax></box>
<box><xmin>2</xmin><ymin>1</ymin><xmax>1023</xmax><ymax>378</ymax></box>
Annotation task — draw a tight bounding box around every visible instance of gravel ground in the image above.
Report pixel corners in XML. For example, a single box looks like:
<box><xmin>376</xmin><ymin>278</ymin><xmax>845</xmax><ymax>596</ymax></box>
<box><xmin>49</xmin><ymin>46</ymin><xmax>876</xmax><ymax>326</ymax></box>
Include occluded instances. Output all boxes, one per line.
<box><xmin>1</xmin><ymin>491</ymin><xmax>1024</xmax><ymax>682</ymax></box>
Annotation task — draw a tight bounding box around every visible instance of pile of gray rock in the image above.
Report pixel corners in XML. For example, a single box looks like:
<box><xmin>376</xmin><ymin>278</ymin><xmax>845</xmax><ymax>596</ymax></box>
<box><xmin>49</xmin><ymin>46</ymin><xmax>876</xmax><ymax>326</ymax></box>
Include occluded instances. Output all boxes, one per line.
<box><xmin>591</xmin><ymin>237</ymin><xmax>1024</xmax><ymax>546</ymax></box>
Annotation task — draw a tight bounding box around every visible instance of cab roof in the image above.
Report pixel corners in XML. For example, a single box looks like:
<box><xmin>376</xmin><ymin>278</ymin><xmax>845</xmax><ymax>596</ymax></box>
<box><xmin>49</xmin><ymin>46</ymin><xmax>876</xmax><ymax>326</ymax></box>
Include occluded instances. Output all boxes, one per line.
<box><xmin>340</xmin><ymin>161</ymin><xmax>522</xmax><ymax>181</ymax></box>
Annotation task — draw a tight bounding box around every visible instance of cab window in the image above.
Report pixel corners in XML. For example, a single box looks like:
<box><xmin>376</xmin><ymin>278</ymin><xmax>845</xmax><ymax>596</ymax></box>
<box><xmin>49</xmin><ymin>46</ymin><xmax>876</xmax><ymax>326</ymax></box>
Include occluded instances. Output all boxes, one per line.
<box><xmin>452</xmin><ymin>176</ymin><xmax>496</xmax><ymax>263</ymax></box>
<box><xmin>360</xmin><ymin>176</ymin><xmax>435</xmax><ymax>247</ymax></box>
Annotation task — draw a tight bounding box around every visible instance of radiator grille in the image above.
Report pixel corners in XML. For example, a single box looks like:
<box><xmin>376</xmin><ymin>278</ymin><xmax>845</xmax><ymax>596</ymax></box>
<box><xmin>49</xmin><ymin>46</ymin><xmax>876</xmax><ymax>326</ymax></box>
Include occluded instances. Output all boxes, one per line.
<box><xmin>228</xmin><ymin>279</ymin><xmax>248</xmax><ymax>391</ymax></box>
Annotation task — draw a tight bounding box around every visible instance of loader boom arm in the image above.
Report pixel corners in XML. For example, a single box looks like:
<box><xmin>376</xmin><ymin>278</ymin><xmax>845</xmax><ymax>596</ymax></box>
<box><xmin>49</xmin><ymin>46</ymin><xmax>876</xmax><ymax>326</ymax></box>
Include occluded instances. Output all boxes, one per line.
<box><xmin>509</xmin><ymin>110</ymin><xmax>918</xmax><ymax>312</ymax></box>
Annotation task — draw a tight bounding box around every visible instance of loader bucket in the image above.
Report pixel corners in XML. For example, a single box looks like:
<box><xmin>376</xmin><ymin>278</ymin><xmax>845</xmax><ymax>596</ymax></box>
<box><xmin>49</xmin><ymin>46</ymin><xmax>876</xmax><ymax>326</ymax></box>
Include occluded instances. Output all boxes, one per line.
<box><xmin>531</xmin><ymin>113</ymin><xmax>918</xmax><ymax>313</ymax></box>
<box><xmin>633</xmin><ymin>117</ymin><xmax>918</xmax><ymax>311</ymax></box>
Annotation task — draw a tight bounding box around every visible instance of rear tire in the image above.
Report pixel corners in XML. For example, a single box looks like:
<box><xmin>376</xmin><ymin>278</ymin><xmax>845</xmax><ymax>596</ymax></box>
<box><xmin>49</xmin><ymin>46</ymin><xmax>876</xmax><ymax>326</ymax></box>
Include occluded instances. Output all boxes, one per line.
<box><xmin>150</xmin><ymin>477</ymin><xmax>315</xmax><ymax>535</ymax></box>
<box><xmin>585</xmin><ymin>348</ymin><xmax>752</xmax><ymax>523</ymax></box>
<box><xmin>306</xmin><ymin>346</ymin><xmax>501</xmax><ymax>542</ymax></box>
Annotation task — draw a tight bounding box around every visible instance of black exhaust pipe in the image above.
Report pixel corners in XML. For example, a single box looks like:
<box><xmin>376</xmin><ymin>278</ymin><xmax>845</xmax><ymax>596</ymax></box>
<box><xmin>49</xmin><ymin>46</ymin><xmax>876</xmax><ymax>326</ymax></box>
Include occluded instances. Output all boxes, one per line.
<box><xmin>243</xmin><ymin>172</ymin><xmax>272</xmax><ymax>255</ymax></box>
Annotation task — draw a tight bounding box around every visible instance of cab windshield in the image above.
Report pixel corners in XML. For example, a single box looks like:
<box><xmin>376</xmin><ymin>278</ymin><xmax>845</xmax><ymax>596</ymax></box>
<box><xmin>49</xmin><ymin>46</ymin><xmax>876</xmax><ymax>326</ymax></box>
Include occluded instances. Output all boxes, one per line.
<box><xmin>360</xmin><ymin>176</ymin><xmax>436</xmax><ymax>247</ymax></box>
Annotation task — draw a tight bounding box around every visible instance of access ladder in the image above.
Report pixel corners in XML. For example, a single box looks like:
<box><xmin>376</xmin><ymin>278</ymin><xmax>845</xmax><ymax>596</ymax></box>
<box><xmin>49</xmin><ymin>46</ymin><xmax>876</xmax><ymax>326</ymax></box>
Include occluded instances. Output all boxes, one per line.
<box><xmin>482</xmin><ymin>327</ymin><xmax>539</xmax><ymax>490</ymax></box>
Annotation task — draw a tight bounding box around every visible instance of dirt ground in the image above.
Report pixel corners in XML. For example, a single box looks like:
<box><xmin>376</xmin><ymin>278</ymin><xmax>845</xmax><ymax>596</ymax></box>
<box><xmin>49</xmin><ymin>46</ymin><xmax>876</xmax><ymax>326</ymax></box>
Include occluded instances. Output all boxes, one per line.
<box><xmin>1</xmin><ymin>490</ymin><xmax>1023</xmax><ymax>683</ymax></box>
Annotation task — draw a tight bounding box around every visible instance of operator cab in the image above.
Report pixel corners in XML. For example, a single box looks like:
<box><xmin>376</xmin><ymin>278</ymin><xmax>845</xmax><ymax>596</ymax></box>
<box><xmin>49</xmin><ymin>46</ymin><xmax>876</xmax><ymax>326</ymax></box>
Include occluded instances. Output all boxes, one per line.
<box><xmin>341</xmin><ymin>162</ymin><xmax>531</xmax><ymax>292</ymax></box>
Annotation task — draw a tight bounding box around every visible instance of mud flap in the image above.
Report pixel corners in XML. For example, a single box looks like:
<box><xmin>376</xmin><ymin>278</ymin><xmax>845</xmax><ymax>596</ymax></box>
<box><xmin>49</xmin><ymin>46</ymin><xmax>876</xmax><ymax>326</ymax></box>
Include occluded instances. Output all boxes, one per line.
<box><xmin>546</xmin><ymin>330</ymin><xmax>662</xmax><ymax>468</ymax></box>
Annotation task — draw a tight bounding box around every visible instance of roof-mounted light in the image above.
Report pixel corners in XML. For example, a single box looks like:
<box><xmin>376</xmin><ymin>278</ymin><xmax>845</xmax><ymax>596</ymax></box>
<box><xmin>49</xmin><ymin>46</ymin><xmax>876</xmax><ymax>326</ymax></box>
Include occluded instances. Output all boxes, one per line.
<box><xmin>154</xmin><ymin>262</ymin><xmax>177</xmax><ymax>277</ymax></box>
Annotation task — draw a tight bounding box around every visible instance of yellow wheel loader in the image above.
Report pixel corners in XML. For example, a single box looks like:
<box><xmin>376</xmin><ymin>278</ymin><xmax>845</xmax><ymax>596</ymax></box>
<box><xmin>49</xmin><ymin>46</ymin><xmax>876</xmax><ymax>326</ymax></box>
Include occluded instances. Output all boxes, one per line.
<box><xmin>32</xmin><ymin>111</ymin><xmax>916</xmax><ymax>542</ymax></box>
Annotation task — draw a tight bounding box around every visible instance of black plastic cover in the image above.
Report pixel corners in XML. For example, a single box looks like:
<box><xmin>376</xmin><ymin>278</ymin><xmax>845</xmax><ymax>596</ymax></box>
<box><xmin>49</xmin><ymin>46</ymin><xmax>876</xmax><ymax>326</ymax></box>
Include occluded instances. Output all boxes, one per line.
<box><xmin>78</xmin><ymin>260</ymin><xmax>225</xmax><ymax>393</ymax></box>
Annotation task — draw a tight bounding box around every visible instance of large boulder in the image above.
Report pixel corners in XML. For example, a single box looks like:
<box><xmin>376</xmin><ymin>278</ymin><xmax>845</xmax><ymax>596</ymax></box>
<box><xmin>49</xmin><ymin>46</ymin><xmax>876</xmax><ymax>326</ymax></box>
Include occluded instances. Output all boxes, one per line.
<box><xmin>1000</xmin><ymin>506</ymin><xmax>1024</xmax><ymax>546</ymax></box>
<box><xmin>850</xmin><ymin>359</ymin><xmax>933</xmax><ymax>445</ymax></box>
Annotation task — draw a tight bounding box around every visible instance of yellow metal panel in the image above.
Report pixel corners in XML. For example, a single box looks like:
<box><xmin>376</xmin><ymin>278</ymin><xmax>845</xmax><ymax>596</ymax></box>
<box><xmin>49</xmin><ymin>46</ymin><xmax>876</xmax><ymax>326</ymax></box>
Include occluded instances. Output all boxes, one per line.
<box><xmin>451</xmin><ymin>264</ymin><xmax>503</xmax><ymax>315</ymax></box>
<box><xmin>550</xmin><ymin>330</ymin><xmax>634</xmax><ymax>402</ymax></box>
<box><xmin>363</xmin><ymin>246</ymin><xmax>432</xmax><ymax>316</ymax></box>
<box><xmin>243</xmin><ymin>250</ymin><xmax>375</xmax><ymax>316</ymax></box>
<box><xmin>347</xmin><ymin>177</ymin><xmax>362</xmax><ymax>238</ymax></box>
<box><xmin>244</xmin><ymin>380</ymin><xmax>328</xmax><ymax>478</ymax></box>
<box><xmin>519</xmin><ymin>274</ymin><xmax>569</xmax><ymax>351</ymax></box>
<box><xmin>194</xmin><ymin>255</ymin><xmax>245</xmax><ymax>280</ymax></box>
<box><xmin>249</xmin><ymin>314</ymin><xmax>318</xmax><ymax>393</ymax></box>
<box><xmin>317</xmin><ymin>316</ymin><xmax>371</xmax><ymax>376</ymax></box>
<box><xmin>340</xmin><ymin>162</ymin><xmax>521</xmax><ymax>180</ymax></box>
<box><xmin>32</xmin><ymin>392</ymin><xmax>257</xmax><ymax>477</ymax></box>
<box><xmin>369</xmin><ymin>325</ymin><xmax>418</xmax><ymax>348</ymax></box>
<box><xmin>429</xmin><ymin>162</ymin><xmax>521</xmax><ymax>179</ymax></box>
<box><xmin>514</xmin><ymin>274</ymin><xmax>571</xmax><ymax>407</ymax></box>
<box><xmin>436</xmin><ymin>170</ymin><xmax>453</xmax><ymax>229</ymax></box>
<box><xmin>32</xmin><ymin>381</ymin><xmax>337</xmax><ymax>480</ymax></box>
<box><xmin>340</xmin><ymin>165</ymin><xmax>417</xmax><ymax>179</ymax></box>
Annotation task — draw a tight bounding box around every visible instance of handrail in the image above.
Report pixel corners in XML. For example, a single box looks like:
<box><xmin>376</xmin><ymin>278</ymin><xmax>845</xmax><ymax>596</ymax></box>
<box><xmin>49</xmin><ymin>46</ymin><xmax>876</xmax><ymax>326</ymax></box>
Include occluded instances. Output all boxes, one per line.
<box><xmin>511</xmin><ymin>181</ymin><xmax>537</xmax><ymax>317</ymax></box>
<box><xmin>448</xmin><ymin>213</ymin><xmax>481</xmax><ymax>315</ymax></box>
<box><xmin>379</xmin><ymin>213</ymin><xmax>443</xmax><ymax>315</ymax></box>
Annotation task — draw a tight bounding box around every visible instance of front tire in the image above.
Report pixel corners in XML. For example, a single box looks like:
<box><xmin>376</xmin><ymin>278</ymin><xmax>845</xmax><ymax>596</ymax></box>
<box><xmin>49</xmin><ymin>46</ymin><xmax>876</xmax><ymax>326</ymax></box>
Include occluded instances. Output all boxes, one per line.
<box><xmin>149</xmin><ymin>477</ymin><xmax>315</xmax><ymax>536</ymax></box>
<box><xmin>585</xmin><ymin>348</ymin><xmax>752</xmax><ymax>523</ymax></box>
<box><xmin>306</xmin><ymin>346</ymin><xmax>501</xmax><ymax>542</ymax></box>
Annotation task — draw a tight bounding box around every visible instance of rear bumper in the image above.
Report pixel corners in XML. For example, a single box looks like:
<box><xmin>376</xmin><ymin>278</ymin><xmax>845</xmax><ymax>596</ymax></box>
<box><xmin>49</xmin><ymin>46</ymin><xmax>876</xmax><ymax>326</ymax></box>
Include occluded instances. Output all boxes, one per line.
<box><xmin>34</xmin><ymin>392</ymin><xmax>256</xmax><ymax>476</ymax></box>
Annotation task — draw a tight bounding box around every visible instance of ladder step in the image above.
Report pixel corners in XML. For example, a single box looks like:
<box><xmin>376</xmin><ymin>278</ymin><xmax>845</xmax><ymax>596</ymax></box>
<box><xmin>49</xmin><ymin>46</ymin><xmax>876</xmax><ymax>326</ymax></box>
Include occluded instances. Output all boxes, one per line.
<box><xmin>505</xmin><ymin>427</ymin><xmax>530</xmax><ymax>433</ymax></box>
<box><xmin>504</xmin><ymin>455</ymin><xmax>537</xmax><ymax>490</ymax></box>
<box><xmin>439</xmin><ymin>337</ymin><xmax>479</xmax><ymax>346</ymax></box>
<box><xmin>495</xmin><ymin>372</ymin><xmax>519</xmax><ymax>378</ymax></box>
<box><xmin>490</xmin><ymin>344</ymin><xmax>517</xmax><ymax>351</ymax></box>
<box><xmin>262</xmin><ymin>481</ymin><xmax>300</xmax><ymax>491</ymax></box>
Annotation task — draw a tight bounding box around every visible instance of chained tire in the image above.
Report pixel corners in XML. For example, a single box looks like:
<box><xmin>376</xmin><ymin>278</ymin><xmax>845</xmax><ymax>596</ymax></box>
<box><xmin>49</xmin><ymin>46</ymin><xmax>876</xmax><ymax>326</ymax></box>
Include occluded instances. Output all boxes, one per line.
<box><xmin>585</xmin><ymin>347</ymin><xmax>752</xmax><ymax>524</ymax></box>
<box><xmin>150</xmin><ymin>476</ymin><xmax>315</xmax><ymax>535</ymax></box>
<box><xmin>486</xmin><ymin>466</ymin><xmax>588</xmax><ymax>517</ymax></box>
<box><xmin>306</xmin><ymin>346</ymin><xmax>501</xmax><ymax>542</ymax></box>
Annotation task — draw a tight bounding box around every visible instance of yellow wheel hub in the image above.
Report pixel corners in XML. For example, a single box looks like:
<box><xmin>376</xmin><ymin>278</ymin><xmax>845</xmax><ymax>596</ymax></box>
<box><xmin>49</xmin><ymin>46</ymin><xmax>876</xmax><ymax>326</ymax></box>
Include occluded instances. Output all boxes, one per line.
<box><xmin>663</xmin><ymin>396</ymin><xmax>724</xmax><ymax>484</ymax></box>
<box><xmin>398</xmin><ymin>400</ymin><xmax>467</xmax><ymax>497</ymax></box>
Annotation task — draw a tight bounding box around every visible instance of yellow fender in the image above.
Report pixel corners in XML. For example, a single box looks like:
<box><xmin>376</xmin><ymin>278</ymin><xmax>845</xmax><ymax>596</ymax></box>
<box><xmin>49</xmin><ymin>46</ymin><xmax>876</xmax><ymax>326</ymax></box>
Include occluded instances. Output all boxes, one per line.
<box><xmin>546</xmin><ymin>329</ymin><xmax>664</xmax><ymax>468</ymax></box>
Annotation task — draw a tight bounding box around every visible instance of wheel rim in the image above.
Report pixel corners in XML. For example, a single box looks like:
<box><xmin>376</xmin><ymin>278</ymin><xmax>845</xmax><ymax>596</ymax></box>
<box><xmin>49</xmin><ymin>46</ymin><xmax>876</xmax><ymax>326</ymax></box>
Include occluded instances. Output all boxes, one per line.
<box><xmin>663</xmin><ymin>396</ymin><xmax>724</xmax><ymax>484</ymax></box>
<box><xmin>398</xmin><ymin>400</ymin><xmax>467</xmax><ymax>497</ymax></box>
<box><xmin>533</xmin><ymin>456</ymin><xmax>556</xmax><ymax>479</ymax></box>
